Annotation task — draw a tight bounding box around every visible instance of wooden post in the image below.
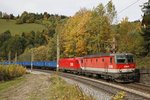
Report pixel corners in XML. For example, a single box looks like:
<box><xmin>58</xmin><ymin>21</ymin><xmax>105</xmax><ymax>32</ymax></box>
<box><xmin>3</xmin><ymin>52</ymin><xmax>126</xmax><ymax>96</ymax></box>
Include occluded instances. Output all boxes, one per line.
<box><xmin>112</xmin><ymin>37</ymin><xmax>116</xmax><ymax>53</ymax></box>
<box><xmin>56</xmin><ymin>30</ymin><xmax>60</xmax><ymax>72</ymax></box>
<box><xmin>8</xmin><ymin>51</ymin><xmax>11</xmax><ymax>64</ymax></box>
<box><xmin>31</xmin><ymin>49</ymin><xmax>34</xmax><ymax>72</ymax></box>
<box><xmin>15</xmin><ymin>52</ymin><xmax>17</xmax><ymax>63</ymax></box>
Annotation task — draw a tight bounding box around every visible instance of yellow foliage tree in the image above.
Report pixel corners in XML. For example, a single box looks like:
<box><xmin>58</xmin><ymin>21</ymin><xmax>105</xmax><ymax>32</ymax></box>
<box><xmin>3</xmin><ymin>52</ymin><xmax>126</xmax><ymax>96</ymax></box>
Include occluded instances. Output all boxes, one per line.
<box><xmin>117</xmin><ymin>17</ymin><xmax>144</xmax><ymax>55</ymax></box>
<box><xmin>61</xmin><ymin>9</ymin><xmax>92</xmax><ymax>57</ymax></box>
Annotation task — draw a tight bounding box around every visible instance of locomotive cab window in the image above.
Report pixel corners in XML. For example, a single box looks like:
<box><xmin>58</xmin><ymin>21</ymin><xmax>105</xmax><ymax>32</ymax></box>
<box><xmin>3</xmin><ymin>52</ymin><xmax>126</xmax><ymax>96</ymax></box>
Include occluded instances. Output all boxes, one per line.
<box><xmin>116</xmin><ymin>54</ymin><xmax>134</xmax><ymax>64</ymax></box>
<box><xmin>126</xmin><ymin>55</ymin><xmax>134</xmax><ymax>63</ymax></box>
<box><xmin>116</xmin><ymin>55</ymin><xmax>126</xmax><ymax>64</ymax></box>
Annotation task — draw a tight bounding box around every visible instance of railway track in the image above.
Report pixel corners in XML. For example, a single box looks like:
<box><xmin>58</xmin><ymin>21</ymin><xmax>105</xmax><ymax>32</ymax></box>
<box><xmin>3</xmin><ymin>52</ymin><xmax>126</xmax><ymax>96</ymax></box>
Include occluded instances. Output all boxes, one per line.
<box><xmin>32</xmin><ymin>69</ymin><xmax>150</xmax><ymax>100</ymax></box>
<box><xmin>122</xmin><ymin>83</ymin><xmax>150</xmax><ymax>94</ymax></box>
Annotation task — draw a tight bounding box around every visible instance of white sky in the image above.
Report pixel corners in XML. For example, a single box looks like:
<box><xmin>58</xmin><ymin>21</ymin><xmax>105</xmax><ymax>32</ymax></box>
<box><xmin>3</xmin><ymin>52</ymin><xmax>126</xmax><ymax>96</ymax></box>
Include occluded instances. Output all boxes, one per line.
<box><xmin>0</xmin><ymin>0</ymin><xmax>148</xmax><ymax>22</ymax></box>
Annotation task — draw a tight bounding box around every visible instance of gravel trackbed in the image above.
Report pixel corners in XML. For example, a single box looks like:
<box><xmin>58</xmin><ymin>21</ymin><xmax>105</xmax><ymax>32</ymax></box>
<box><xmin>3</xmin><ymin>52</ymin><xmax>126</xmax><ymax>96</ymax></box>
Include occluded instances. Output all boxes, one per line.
<box><xmin>0</xmin><ymin>74</ymin><xmax>51</xmax><ymax>100</ymax></box>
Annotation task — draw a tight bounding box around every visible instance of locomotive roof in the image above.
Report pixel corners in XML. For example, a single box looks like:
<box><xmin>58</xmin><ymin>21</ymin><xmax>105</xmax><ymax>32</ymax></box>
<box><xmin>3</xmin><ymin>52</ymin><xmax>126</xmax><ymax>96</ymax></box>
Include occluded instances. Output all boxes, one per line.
<box><xmin>83</xmin><ymin>53</ymin><xmax>133</xmax><ymax>58</ymax></box>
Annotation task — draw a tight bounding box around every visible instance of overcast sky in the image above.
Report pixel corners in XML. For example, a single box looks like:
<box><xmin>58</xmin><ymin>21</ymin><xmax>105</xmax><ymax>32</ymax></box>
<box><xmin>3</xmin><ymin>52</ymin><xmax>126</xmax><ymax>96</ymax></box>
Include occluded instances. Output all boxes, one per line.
<box><xmin>0</xmin><ymin>0</ymin><xmax>148</xmax><ymax>22</ymax></box>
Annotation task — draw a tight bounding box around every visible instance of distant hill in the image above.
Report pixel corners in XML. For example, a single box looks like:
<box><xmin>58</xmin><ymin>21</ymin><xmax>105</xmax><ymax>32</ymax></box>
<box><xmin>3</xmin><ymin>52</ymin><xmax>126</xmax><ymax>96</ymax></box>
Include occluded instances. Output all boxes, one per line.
<box><xmin>0</xmin><ymin>19</ymin><xmax>46</xmax><ymax>35</ymax></box>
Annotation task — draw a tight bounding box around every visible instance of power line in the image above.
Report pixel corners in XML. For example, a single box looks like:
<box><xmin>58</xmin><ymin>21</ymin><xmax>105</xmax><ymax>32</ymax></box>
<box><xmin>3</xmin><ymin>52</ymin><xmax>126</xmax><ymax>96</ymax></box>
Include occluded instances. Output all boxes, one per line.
<box><xmin>118</xmin><ymin>0</ymin><xmax>141</xmax><ymax>15</ymax></box>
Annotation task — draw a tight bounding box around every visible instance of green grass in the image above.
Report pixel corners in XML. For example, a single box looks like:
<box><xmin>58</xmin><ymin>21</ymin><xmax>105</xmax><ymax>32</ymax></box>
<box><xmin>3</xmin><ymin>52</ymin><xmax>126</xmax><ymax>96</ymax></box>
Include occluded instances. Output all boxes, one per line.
<box><xmin>0</xmin><ymin>19</ymin><xmax>46</xmax><ymax>35</ymax></box>
<box><xmin>0</xmin><ymin>77</ymin><xmax>25</xmax><ymax>92</ymax></box>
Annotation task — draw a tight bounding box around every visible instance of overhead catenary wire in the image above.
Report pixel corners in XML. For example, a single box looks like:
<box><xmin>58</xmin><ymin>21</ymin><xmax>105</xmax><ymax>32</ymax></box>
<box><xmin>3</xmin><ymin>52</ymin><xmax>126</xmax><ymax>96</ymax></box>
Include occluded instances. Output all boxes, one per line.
<box><xmin>118</xmin><ymin>0</ymin><xmax>141</xmax><ymax>15</ymax></box>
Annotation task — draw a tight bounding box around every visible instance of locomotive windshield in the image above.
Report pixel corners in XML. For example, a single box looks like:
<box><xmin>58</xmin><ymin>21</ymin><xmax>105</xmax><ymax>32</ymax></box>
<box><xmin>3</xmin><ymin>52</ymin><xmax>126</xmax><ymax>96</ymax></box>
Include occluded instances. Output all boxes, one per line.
<box><xmin>116</xmin><ymin>54</ymin><xmax>134</xmax><ymax>64</ymax></box>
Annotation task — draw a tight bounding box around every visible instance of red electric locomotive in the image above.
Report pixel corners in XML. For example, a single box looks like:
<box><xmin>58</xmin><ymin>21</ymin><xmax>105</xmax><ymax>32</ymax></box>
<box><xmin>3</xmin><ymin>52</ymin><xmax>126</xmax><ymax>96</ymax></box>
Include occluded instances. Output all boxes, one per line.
<box><xmin>59</xmin><ymin>53</ymin><xmax>140</xmax><ymax>82</ymax></box>
<box><xmin>59</xmin><ymin>58</ymin><xmax>81</xmax><ymax>71</ymax></box>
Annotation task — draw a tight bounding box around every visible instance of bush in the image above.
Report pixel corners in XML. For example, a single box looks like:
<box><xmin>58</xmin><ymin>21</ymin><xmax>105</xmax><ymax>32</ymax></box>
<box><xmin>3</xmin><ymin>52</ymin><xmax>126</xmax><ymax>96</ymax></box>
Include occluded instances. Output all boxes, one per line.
<box><xmin>16</xmin><ymin>19</ymin><xmax>23</xmax><ymax>24</ymax></box>
<box><xmin>112</xmin><ymin>91</ymin><xmax>126</xmax><ymax>100</ymax></box>
<box><xmin>136</xmin><ymin>57</ymin><xmax>150</xmax><ymax>68</ymax></box>
<box><xmin>0</xmin><ymin>65</ymin><xmax>26</xmax><ymax>81</ymax></box>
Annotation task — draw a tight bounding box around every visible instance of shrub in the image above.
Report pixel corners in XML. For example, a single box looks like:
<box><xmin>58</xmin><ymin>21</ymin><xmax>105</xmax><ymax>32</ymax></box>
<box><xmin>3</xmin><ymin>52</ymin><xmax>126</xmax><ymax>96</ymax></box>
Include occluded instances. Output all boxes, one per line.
<box><xmin>0</xmin><ymin>65</ymin><xmax>26</xmax><ymax>81</ymax></box>
<box><xmin>136</xmin><ymin>57</ymin><xmax>150</xmax><ymax>68</ymax></box>
<box><xmin>16</xmin><ymin>19</ymin><xmax>23</xmax><ymax>24</ymax></box>
<box><xmin>112</xmin><ymin>91</ymin><xmax>126</xmax><ymax>100</ymax></box>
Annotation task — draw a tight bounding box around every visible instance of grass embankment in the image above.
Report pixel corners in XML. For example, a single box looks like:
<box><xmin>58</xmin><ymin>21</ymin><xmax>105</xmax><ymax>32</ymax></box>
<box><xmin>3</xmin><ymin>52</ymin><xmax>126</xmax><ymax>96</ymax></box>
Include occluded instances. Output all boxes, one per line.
<box><xmin>49</xmin><ymin>74</ymin><xmax>94</xmax><ymax>100</ymax></box>
<box><xmin>0</xmin><ymin>77</ymin><xmax>25</xmax><ymax>93</ymax></box>
<box><xmin>0</xmin><ymin>65</ymin><xmax>26</xmax><ymax>81</ymax></box>
<box><xmin>0</xmin><ymin>19</ymin><xmax>46</xmax><ymax>34</ymax></box>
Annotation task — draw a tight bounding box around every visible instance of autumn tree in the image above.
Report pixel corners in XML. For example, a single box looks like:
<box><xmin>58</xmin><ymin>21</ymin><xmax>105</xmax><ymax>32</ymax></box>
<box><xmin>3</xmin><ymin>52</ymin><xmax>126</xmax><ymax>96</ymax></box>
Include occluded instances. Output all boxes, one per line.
<box><xmin>60</xmin><ymin>1</ymin><xmax>117</xmax><ymax>57</ymax></box>
<box><xmin>18</xmin><ymin>46</ymin><xmax>49</xmax><ymax>61</ymax></box>
<box><xmin>106</xmin><ymin>0</ymin><xmax>117</xmax><ymax>24</ymax></box>
<box><xmin>117</xmin><ymin>17</ymin><xmax>144</xmax><ymax>55</ymax></box>
<box><xmin>16</xmin><ymin>11</ymin><xmax>35</xmax><ymax>24</ymax></box>
<box><xmin>48</xmin><ymin>37</ymin><xmax>57</xmax><ymax>60</ymax></box>
<box><xmin>86</xmin><ymin>4</ymin><xmax>111</xmax><ymax>53</ymax></box>
<box><xmin>86</xmin><ymin>1</ymin><xmax>116</xmax><ymax>53</ymax></box>
<box><xmin>61</xmin><ymin>8</ymin><xmax>91</xmax><ymax>57</ymax></box>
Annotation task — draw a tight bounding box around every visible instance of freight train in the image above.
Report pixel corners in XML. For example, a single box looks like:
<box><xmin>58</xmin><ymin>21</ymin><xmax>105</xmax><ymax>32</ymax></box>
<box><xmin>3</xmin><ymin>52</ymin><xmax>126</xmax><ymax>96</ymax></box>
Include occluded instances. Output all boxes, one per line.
<box><xmin>59</xmin><ymin>53</ymin><xmax>140</xmax><ymax>82</ymax></box>
<box><xmin>0</xmin><ymin>53</ymin><xmax>140</xmax><ymax>82</ymax></box>
<box><xmin>0</xmin><ymin>61</ymin><xmax>57</xmax><ymax>69</ymax></box>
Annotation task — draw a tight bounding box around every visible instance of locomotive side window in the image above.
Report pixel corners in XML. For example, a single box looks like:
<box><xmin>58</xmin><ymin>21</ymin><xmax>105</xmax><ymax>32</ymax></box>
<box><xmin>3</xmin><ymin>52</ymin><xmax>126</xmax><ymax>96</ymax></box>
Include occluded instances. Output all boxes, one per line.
<box><xmin>110</xmin><ymin>57</ymin><xmax>112</xmax><ymax>64</ymax></box>
<box><xmin>76</xmin><ymin>60</ymin><xmax>79</xmax><ymax>64</ymax></box>
<box><xmin>102</xmin><ymin>58</ymin><xmax>104</xmax><ymax>62</ymax></box>
<box><xmin>96</xmin><ymin>59</ymin><xmax>98</xmax><ymax>62</ymax></box>
<box><xmin>81</xmin><ymin>60</ymin><xmax>83</xmax><ymax>63</ymax></box>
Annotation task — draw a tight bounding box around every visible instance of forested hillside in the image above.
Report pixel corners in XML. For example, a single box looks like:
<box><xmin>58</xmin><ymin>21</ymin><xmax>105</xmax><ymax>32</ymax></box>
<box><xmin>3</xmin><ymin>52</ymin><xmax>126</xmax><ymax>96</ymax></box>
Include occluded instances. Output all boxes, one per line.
<box><xmin>0</xmin><ymin>1</ymin><xmax>149</xmax><ymax>67</ymax></box>
<box><xmin>0</xmin><ymin>11</ymin><xmax>68</xmax><ymax>61</ymax></box>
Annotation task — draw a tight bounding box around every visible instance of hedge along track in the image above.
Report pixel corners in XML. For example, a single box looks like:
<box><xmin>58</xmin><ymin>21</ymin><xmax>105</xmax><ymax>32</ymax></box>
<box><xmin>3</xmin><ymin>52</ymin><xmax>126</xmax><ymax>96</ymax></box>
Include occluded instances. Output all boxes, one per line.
<box><xmin>31</xmin><ymin>69</ymin><xmax>150</xmax><ymax>100</ymax></box>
